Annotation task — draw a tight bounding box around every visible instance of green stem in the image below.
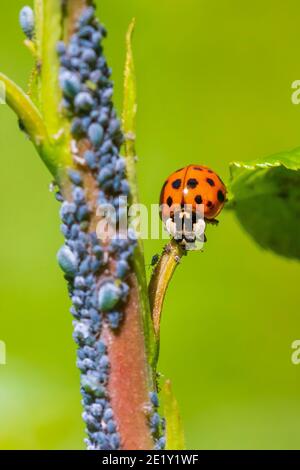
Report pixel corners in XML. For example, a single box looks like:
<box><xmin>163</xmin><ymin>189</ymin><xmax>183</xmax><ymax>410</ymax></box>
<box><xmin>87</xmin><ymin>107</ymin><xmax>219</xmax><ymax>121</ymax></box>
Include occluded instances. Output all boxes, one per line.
<box><xmin>148</xmin><ymin>240</ymin><xmax>185</xmax><ymax>342</ymax></box>
<box><xmin>162</xmin><ymin>379</ymin><xmax>185</xmax><ymax>450</ymax></box>
<box><xmin>0</xmin><ymin>72</ymin><xmax>58</xmax><ymax>175</ymax></box>
<box><xmin>122</xmin><ymin>19</ymin><xmax>157</xmax><ymax>369</ymax></box>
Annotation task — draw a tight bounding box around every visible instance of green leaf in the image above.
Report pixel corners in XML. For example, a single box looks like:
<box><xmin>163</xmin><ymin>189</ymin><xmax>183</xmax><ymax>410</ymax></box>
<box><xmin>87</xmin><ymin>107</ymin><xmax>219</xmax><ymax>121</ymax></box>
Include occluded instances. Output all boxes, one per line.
<box><xmin>34</xmin><ymin>0</ymin><xmax>63</xmax><ymax>135</ymax></box>
<box><xmin>122</xmin><ymin>19</ymin><xmax>157</xmax><ymax>370</ymax></box>
<box><xmin>162</xmin><ymin>380</ymin><xmax>185</xmax><ymax>450</ymax></box>
<box><xmin>123</xmin><ymin>18</ymin><xmax>137</xmax><ymax>165</ymax></box>
<box><xmin>229</xmin><ymin>147</ymin><xmax>300</xmax><ymax>260</ymax></box>
<box><xmin>0</xmin><ymin>72</ymin><xmax>59</xmax><ymax>176</ymax></box>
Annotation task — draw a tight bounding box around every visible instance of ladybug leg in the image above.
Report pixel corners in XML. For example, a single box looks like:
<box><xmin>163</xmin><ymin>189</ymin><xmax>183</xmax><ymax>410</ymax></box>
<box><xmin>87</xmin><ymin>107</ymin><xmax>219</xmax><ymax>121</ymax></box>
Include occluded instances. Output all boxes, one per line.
<box><xmin>205</xmin><ymin>218</ymin><xmax>219</xmax><ymax>226</ymax></box>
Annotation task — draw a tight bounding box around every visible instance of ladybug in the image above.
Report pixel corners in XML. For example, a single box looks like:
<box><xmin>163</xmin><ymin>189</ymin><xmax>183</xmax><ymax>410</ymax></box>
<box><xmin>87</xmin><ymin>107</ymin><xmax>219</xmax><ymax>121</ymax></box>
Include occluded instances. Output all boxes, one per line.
<box><xmin>160</xmin><ymin>164</ymin><xmax>227</xmax><ymax>244</ymax></box>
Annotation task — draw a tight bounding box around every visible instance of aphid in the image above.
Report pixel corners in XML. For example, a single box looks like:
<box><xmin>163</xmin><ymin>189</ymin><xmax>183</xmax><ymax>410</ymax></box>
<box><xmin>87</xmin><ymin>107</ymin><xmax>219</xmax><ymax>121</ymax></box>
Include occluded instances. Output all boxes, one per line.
<box><xmin>72</xmin><ymin>187</ymin><xmax>85</xmax><ymax>203</ymax></box>
<box><xmin>79</xmin><ymin>258</ymin><xmax>92</xmax><ymax>276</ymax></box>
<box><xmin>82</xmin><ymin>48</ymin><xmax>97</xmax><ymax>65</ymax></box>
<box><xmin>92</xmin><ymin>31</ymin><xmax>102</xmax><ymax>47</ymax></box>
<box><xmin>106</xmin><ymin>420</ymin><xmax>116</xmax><ymax>434</ymax></box>
<box><xmin>71</xmin><ymin>118</ymin><xmax>85</xmax><ymax>138</ymax></box>
<box><xmin>60</xmin><ymin>71</ymin><xmax>81</xmax><ymax>98</ymax></box>
<box><xmin>147</xmin><ymin>254</ymin><xmax>159</xmax><ymax>270</ymax></box>
<box><xmin>56</xmin><ymin>41</ymin><xmax>66</xmax><ymax>56</ymax></box>
<box><xmin>88</xmin><ymin>123</ymin><xmax>104</xmax><ymax>147</ymax></box>
<box><xmin>97</xmin><ymin>166</ymin><xmax>115</xmax><ymax>184</ymax></box>
<box><xmin>60</xmin><ymin>224</ymin><xmax>70</xmax><ymax>238</ymax></box>
<box><xmin>68</xmin><ymin>43</ymin><xmax>81</xmax><ymax>57</ymax></box>
<box><xmin>19</xmin><ymin>6</ymin><xmax>35</xmax><ymax>40</ymax></box>
<box><xmin>76</xmin><ymin>204</ymin><xmax>90</xmax><ymax>222</ymax></box>
<box><xmin>103</xmin><ymin>407</ymin><xmax>113</xmax><ymax>422</ymax></box>
<box><xmin>150</xmin><ymin>412</ymin><xmax>161</xmax><ymax>432</ymax></box>
<box><xmin>74</xmin><ymin>92</ymin><xmax>94</xmax><ymax>112</ymax></box>
<box><xmin>99</xmin><ymin>112</ymin><xmax>109</xmax><ymax>126</ymax></box>
<box><xmin>74</xmin><ymin>276</ymin><xmax>86</xmax><ymax>289</ymax></box>
<box><xmin>107</xmin><ymin>311</ymin><xmax>123</xmax><ymax>330</ymax></box>
<box><xmin>100</xmin><ymin>139</ymin><xmax>112</xmax><ymax>154</ymax></box>
<box><xmin>55</xmin><ymin>191</ymin><xmax>64</xmax><ymax>202</ymax></box>
<box><xmin>84</xmin><ymin>150</ymin><xmax>97</xmax><ymax>170</ymax></box>
<box><xmin>57</xmin><ymin>245</ymin><xmax>78</xmax><ymax>276</ymax></box>
<box><xmin>102</xmin><ymin>87</ymin><xmax>113</xmax><ymax>103</ymax></box>
<box><xmin>78</xmin><ymin>7</ymin><xmax>96</xmax><ymax>27</ymax></box>
<box><xmin>73</xmin><ymin>321</ymin><xmax>90</xmax><ymax>343</ymax></box>
<box><xmin>98</xmin><ymin>282</ymin><xmax>122</xmax><ymax>311</ymax></box>
<box><xmin>81</xmin><ymin>116</ymin><xmax>92</xmax><ymax>131</ymax></box>
<box><xmin>120</xmin><ymin>179</ymin><xmax>130</xmax><ymax>195</ymax></box>
<box><xmin>90</xmin><ymin>403</ymin><xmax>103</xmax><ymax>418</ymax></box>
<box><xmin>68</xmin><ymin>170</ymin><xmax>82</xmax><ymax>186</ymax></box>
<box><xmin>70</xmin><ymin>223</ymin><xmax>80</xmax><ymax>240</ymax></box>
<box><xmin>99</xmin><ymin>355</ymin><xmax>109</xmax><ymax>369</ymax></box>
<box><xmin>81</xmin><ymin>374</ymin><xmax>105</xmax><ymax>397</ymax></box>
<box><xmin>108</xmin><ymin>118</ymin><xmax>121</xmax><ymax>136</ymax></box>
<box><xmin>90</xmin><ymin>69</ymin><xmax>102</xmax><ymax>84</ymax></box>
<box><xmin>90</xmin><ymin>258</ymin><xmax>102</xmax><ymax>273</ymax></box>
<box><xmin>78</xmin><ymin>25</ymin><xmax>94</xmax><ymax>39</ymax></box>
<box><xmin>149</xmin><ymin>391</ymin><xmax>159</xmax><ymax>408</ymax></box>
<box><xmin>72</xmin><ymin>295</ymin><xmax>83</xmax><ymax>308</ymax></box>
<box><xmin>116</xmin><ymin>260</ymin><xmax>129</xmax><ymax>279</ymax></box>
<box><xmin>155</xmin><ymin>436</ymin><xmax>166</xmax><ymax>450</ymax></box>
<box><xmin>92</xmin><ymin>245</ymin><xmax>103</xmax><ymax>258</ymax></box>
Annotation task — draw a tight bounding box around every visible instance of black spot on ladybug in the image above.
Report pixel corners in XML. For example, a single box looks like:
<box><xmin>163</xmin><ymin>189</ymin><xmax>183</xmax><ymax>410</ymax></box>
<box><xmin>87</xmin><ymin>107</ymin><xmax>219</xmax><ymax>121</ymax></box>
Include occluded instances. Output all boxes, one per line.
<box><xmin>187</xmin><ymin>178</ymin><xmax>198</xmax><ymax>189</ymax></box>
<box><xmin>167</xmin><ymin>196</ymin><xmax>173</xmax><ymax>207</ymax></box>
<box><xmin>195</xmin><ymin>195</ymin><xmax>202</xmax><ymax>204</ymax></box>
<box><xmin>217</xmin><ymin>190</ymin><xmax>225</xmax><ymax>203</ymax></box>
<box><xmin>172</xmin><ymin>179</ymin><xmax>181</xmax><ymax>189</ymax></box>
<box><xmin>192</xmin><ymin>212</ymin><xmax>197</xmax><ymax>223</ymax></box>
<box><xmin>193</xmin><ymin>167</ymin><xmax>203</xmax><ymax>171</ymax></box>
<box><xmin>175</xmin><ymin>167</ymin><xmax>183</xmax><ymax>173</ymax></box>
<box><xmin>207</xmin><ymin>169</ymin><xmax>213</xmax><ymax>173</ymax></box>
<box><xmin>207</xmin><ymin>201</ymin><xmax>213</xmax><ymax>208</ymax></box>
<box><xmin>206</xmin><ymin>178</ymin><xmax>215</xmax><ymax>187</ymax></box>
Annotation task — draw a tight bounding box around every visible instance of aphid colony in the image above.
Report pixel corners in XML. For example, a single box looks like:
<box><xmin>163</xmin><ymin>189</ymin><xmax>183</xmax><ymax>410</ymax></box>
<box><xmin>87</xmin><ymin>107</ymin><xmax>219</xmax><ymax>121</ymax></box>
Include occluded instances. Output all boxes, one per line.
<box><xmin>56</xmin><ymin>5</ymin><xmax>127</xmax><ymax>450</ymax></box>
<box><xmin>20</xmin><ymin>4</ymin><xmax>164</xmax><ymax>451</ymax></box>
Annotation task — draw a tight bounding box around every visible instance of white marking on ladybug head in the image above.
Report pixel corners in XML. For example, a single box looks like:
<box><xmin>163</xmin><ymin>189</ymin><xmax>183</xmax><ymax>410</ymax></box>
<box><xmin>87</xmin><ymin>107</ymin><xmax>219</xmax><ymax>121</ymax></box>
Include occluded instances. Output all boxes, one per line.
<box><xmin>193</xmin><ymin>218</ymin><xmax>206</xmax><ymax>240</ymax></box>
<box><xmin>164</xmin><ymin>210</ymin><xmax>206</xmax><ymax>248</ymax></box>
<box><xmin>165</xmin><ymin>217</ymin><xmax>180</xmax><ymax>238</ymax></box>
<box><xmin>179</xmin><ymin>210</ymin><xmax>191</xmax><ymax>220</ymax></box>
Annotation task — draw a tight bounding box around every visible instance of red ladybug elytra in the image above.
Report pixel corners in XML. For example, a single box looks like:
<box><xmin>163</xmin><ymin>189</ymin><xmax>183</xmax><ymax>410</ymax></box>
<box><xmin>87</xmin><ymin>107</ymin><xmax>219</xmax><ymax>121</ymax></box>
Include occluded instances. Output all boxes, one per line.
<box><xmin>160</xmin><ymin>164</ymin><xmax>227</xmax><ymax>221</ymax></box>
<box><xmin>160</xmin><ymin>165</ymin><xmax>227</xmax><ymax>244</ymax></box>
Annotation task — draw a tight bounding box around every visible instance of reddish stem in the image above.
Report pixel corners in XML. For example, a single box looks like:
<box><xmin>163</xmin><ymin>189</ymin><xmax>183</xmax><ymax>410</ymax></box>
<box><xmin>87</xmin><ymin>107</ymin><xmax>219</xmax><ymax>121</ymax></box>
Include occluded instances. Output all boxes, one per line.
<box><xmin>103</xmin><ymin>274</ymin><xmax>154</xmax><ymax>450</ymax></box>
<box><xmin>61</xmin><ymin>1</ymin><xmax>155</xmax><ymax>450</ymax></box>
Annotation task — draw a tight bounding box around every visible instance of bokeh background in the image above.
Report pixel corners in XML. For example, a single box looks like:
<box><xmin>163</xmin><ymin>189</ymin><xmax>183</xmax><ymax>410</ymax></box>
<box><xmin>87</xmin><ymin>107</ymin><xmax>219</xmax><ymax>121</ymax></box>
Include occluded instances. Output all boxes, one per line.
<box><xmin>0</xmin><ymin>0</ymin><xmax>300</xmax><ymax>450</ymax></box>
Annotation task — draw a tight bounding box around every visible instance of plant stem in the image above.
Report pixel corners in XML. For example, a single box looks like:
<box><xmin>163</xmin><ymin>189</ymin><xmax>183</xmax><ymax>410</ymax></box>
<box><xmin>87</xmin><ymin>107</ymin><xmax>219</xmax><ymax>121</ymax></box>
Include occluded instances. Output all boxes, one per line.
<box><xmin>149</xmin><ymin>240</ymin><xmax>186</xmax><ymax>341</ymax></box>
<box><xmin>3</xmin><ymin>0</ymin><xmax>159</xmax><ymax>449</ymax></box>
<box><xmin>162</xmin><ymin>379</ymin><xmax>185</xmax><ymax>450</ymax></box>
<box><xmin>123</xmin><ymin>19</ymin><xmax>157</xmax><ymax>369</ymax></box>
<box><xmin>0</xmin><ymin>72</ymin><xmax>57</xmax><ymax>176</ymax></box>
<box><xmin>55</xmin><ymin>3</ymin><xmax>155</xmax><ymax>449</ymax></box>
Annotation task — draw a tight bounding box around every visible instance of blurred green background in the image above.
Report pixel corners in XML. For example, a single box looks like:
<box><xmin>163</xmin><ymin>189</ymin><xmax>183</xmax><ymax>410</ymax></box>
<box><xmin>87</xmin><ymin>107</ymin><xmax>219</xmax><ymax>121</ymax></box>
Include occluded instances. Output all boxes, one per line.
<box><xmin>0</xmin><ymin>0</ymin><xmax>300</xmax><ymax>450</ymax></box>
